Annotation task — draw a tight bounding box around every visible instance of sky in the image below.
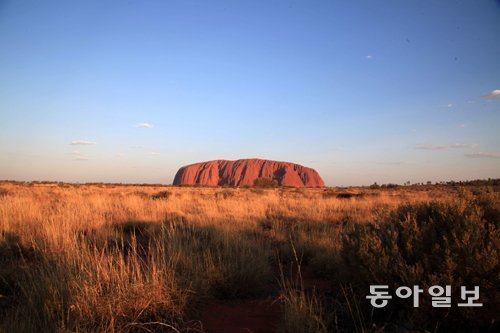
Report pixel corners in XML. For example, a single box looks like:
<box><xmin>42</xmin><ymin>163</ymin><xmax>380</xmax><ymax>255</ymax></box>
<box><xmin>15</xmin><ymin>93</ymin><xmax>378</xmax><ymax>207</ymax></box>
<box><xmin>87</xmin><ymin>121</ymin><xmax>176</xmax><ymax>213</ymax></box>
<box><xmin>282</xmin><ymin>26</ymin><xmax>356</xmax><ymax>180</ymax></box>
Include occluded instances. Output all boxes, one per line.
<box><xmin>0</xmin><ymin>0</ymin><xmax>499</xmax><ymax>186</ymax></box>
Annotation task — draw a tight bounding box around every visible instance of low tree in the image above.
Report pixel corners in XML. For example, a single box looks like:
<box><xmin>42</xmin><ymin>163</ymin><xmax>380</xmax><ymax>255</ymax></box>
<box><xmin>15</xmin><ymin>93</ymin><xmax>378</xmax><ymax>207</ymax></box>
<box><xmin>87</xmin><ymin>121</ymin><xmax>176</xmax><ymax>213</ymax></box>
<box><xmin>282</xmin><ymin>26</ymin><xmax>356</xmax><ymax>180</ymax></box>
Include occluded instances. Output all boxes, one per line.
<box><xmin>253</xmin><ymin>177</ymin><xmax>278</xmax><ymax>188</ymax></box>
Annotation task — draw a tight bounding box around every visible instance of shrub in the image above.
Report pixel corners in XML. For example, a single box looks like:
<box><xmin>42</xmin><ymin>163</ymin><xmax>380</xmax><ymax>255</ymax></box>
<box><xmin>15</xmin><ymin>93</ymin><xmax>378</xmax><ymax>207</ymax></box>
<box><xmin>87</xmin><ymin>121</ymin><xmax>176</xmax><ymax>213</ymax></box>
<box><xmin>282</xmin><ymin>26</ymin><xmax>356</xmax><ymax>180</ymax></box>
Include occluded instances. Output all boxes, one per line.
<box><xmin>215</xmin><ymin>190</ymin><xmax>235</xmax><ymax>199</ymax></box>
<box><xmin>253</xmin><ymin>177</ymin><xmax>278</xmax><ymax>188</ymax></box>
<box><xmin>336</xmin><ymin>192</ymin><xmax>365</xmax><ymax>199</ymax></box>
<box><xmin>341</xmin><ymin>199</ymin><xmax>499</xmax><ymax>331</ymax></box>
<box><xmin>381</xmin><ymin>183</ymin><xmax>399</xmax><ymax>188</ymax></box>
<box><xmin>0</xmin><ymin>188</ymin><xmax>9</xmax><ymax>197</ymax></box>
<box><xmin>151</xmin><ymin>190</ymin><xmax>172</xmax><ymax>200</ymax></box>
<box><xmin>130</xmin><ymin>190</ymin><xmax>149</xmax><ymax>198</ymax></box>
<box><xmin>322</xmin><ymin>189</ymin><xmax>336</xmax><ymax>198</ymax></box>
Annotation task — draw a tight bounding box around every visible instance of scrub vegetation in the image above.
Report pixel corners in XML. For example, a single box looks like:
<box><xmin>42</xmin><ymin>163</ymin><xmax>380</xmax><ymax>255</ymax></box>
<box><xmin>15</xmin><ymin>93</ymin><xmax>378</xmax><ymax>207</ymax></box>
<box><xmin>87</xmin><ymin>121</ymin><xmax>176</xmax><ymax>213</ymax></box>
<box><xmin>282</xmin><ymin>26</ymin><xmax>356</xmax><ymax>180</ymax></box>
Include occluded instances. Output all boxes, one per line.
<box><xmin>0</xmin><ymin>181</ymin><xmax>498</xmax><ymax>332</ymax></box>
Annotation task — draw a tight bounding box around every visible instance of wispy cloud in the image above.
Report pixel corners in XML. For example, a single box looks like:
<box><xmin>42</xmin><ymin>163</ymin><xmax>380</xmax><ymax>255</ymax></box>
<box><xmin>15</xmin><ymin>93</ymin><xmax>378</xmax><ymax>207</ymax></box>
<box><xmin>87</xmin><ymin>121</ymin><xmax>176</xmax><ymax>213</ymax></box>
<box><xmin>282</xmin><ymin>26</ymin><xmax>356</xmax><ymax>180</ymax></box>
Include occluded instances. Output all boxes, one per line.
<box><xmin>69</xmin><ymin>150</ymin><xmax>89</xmax><ymax>160</ymax></box>
<box><xmin>458</xmin><ymin>124</ymin><xmax>466</xmax><ymax>128</ymax></box>
<box><xmin>465</xmin><ymin>152</ymin><xmax>500</xmax><ymax>159</ymax></box>
<box><xmin>150</xmin><ymin>152</ymin><xmax>160</xmax><ymax>156</ymax></box>
<box><xmin>70</xmin><ymin>140</ymin><xmax>96</xmax><ymax>145</ymax></box>
<box><xmin>415</xmin><ymin>143</ymin><xmax>478</xmax><ymax>150</ymax></box>
<box><xmin>481</xmin><ymin>89</ymin><xmax>500</xmax><ymax>100</ymax></box>
<box><xmin>447</xmin><ymin>103</ymin><xmax>453</xmax><ymax>108</ymax></box>
<box><xmin>365</xmin><ymin>55</ymin><xmax>373</xmax><ymax>59</ymax></box>
<box><xmin>130</xmin><ymin>145</ymin><xmax>143</xmax><ymax>149</ymax></box>
<box><xmin>453</xmin><ymin>143</ymin><xmax>478</xmax><ymax>148</ymax></box>
<box><xmin>136</xmin><ymin>123</ymin><xmax>154</xmax><ymax>128</ymax></box>
<box><xmin>116</xmin><ymin>153</ymin><xmax>125</xmax><ymax>158</ymax></box>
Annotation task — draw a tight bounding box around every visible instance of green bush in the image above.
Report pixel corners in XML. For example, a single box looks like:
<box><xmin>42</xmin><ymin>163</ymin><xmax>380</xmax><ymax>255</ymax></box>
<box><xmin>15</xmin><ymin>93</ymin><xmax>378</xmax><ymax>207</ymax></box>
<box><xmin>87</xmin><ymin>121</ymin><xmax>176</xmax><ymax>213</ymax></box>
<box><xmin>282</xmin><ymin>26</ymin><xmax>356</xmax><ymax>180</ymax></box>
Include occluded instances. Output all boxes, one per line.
<box><xmin>253</xmin><ymin>177</ymin><xmax>278</xmax><ymax>188</ymax></box>
<box><xmin>341</xmin><ymin>198</ymin><xmax>499</xmax><ymax>331</ymax></box>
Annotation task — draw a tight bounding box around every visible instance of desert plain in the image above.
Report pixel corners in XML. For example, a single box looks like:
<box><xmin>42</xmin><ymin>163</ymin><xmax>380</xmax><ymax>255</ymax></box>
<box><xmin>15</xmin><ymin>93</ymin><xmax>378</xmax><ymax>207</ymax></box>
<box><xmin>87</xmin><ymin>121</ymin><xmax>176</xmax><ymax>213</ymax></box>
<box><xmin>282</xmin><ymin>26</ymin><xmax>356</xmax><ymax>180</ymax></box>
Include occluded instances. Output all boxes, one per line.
<box><xmin>0</xmin><ymin>180</ymin><xmax>498</xmax><ymax>332</ymax></box>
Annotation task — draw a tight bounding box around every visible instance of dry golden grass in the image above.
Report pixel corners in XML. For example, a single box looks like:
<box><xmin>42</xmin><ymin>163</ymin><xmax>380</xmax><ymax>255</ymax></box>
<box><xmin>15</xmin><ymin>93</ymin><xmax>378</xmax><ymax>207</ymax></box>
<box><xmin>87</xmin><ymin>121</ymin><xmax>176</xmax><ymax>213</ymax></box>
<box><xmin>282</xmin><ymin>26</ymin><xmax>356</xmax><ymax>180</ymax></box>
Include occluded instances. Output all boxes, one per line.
<box><xmin>0</xmin><ymin>182</ymin><xmax>498</xmax><ymax>332</ymax></box>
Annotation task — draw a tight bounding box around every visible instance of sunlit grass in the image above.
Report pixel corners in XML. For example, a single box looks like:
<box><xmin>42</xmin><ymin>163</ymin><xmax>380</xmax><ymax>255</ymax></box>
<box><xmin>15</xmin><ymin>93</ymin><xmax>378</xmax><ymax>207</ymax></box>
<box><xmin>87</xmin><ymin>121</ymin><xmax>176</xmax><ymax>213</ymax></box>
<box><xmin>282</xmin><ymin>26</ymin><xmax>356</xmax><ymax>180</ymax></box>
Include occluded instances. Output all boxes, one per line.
<box><xmin>0</xmin><ymin>182</ymin><xmax>497</xmax><ymax>332</ymax></box>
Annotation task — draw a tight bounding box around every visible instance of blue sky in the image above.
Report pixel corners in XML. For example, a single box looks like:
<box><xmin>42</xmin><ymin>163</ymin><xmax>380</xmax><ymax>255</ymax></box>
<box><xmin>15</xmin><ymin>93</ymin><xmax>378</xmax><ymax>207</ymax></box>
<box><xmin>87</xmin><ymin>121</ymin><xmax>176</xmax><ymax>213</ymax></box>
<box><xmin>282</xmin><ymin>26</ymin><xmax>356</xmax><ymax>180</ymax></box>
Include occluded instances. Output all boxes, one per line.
<box><xmin>0</xmin><ymin>0</ymin><xmax>499</xmax><ymax>186</ymax></box>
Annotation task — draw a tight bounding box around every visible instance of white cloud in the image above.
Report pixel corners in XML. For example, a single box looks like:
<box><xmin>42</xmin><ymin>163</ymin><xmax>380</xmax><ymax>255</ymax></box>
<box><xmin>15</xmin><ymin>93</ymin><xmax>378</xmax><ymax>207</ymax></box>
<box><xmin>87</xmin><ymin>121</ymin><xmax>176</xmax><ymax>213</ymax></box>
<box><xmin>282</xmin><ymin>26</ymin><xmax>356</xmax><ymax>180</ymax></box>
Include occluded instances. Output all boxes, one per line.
<box><xmin>458</xmin><ymin>124</ymin><xmax>466</xmax><ymax>128</ymax></box>
<box><xmin>365</xmin><ymin>55</ymin><xmax>373</xmax><ymax>59</ymax></box>
<box><xmin>465</xmin><ymin>152</ymin><xmax>500</xmax><ymax>159</ymax></box>
<box><xmin>70</xmin><ymin>140</ymin><xmax>96</xmax><ymax>145</ymax></box>
<box><xmin>130</xmin><ymin>145</ymin><xmax>143</xmax><ymax>149</ymax></box>
<box><xmin>69</xmin><ymin>150</ymin><xmax>89</xmax><ymax>160</ymax></box>
<box><xmin>482</xmin><ymin>89</ymin><xmax>500</xmax><ymax>100</ymax></box>
<box><xmin>416</xmin><ymin>144</ymin><xmax>448</xmax><ymax>150</ymax></box>
<box><xmin>415</xmin><ymin>143</ymin><xmax>478</xmax><ymax>150</ymax></box>
<box><xmin>136</xmin><ymin>123</ymin><xmax>154</xmax><ymax>128</ymax></box>
<box><xmin>150</xmin><ymin>152</ymin><xmax>160</xmax><ymax>156</ymax></box>
<box><xmin>451</xmin><ymin>143</ymin><xmax>478</xmax><ymax>148</ymax></box>
<box><xmin>68</xmin><ymin>149</ymin><xmax>91</xmax><ymax>160</ymax></box>
<box><xmin>447</xmin><ymin>103</ymin><xmax>453</xmax><ymax>108</ymax></box>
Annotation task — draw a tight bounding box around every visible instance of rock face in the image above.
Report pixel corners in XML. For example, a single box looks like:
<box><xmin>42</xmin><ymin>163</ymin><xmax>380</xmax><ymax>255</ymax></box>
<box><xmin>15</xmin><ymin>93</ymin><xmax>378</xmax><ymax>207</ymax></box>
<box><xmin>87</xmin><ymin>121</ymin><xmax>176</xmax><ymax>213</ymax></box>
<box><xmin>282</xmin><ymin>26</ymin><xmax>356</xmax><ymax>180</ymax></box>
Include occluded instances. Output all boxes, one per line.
<box><xmin>173</xmin><ymin>158</ymin><xmax>324</xmax><ymax>187</ymax></box>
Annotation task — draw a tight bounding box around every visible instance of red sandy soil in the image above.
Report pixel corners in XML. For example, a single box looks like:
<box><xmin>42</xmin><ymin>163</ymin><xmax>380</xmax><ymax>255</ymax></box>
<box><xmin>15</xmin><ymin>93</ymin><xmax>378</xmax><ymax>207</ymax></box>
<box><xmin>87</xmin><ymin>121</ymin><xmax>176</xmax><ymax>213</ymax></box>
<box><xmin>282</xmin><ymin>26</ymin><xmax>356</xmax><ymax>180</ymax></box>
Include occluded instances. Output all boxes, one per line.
<box><xmin>201</xmin><ymin>266</ymin><xmax>331</xmax><ymax>333</ymax></box>
<box><xmin>201</xmin><ymin>299</ymin><xmax>281</xmax><ymax>333</ymax></box>
<box><xmin>173</xmin><ymin>158</ymin><xmax>324</xmax><ymax>188</ymax></box>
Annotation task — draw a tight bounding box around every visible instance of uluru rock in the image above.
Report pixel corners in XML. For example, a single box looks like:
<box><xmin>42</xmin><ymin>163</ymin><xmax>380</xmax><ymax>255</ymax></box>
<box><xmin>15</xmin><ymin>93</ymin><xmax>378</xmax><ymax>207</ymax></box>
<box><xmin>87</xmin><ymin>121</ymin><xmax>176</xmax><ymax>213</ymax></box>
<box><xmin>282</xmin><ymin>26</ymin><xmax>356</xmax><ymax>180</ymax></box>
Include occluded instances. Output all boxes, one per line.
<box><xmin>173</xmin><ymin>158</ymin><xmax>324</xmax><ymax>187</ymax></box>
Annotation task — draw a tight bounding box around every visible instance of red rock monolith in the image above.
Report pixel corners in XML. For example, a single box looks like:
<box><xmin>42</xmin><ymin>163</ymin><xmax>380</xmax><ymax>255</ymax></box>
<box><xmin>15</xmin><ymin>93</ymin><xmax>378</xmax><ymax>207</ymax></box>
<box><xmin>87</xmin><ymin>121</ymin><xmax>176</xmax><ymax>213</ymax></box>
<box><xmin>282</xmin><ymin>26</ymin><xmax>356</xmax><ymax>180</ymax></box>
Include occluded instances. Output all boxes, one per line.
<box><xmin>173</xmin><ymin>158</ymin><xmax>324</xmax><ymax>187</ymax></box>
